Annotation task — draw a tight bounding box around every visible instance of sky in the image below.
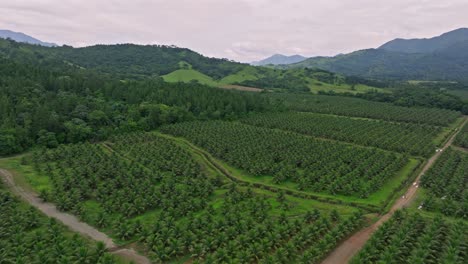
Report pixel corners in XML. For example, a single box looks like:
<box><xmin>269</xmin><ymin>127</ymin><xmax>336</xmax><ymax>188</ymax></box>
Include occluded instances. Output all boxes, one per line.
<box><xmin>1</xmin><ymin>0</ymin><xmax>467</xmax><ymax>62</ymax></box>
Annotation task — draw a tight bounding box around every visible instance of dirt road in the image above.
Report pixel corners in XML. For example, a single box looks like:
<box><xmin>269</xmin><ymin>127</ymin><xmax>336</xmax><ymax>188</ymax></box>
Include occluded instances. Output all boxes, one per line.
<box><xmin>0</xmin><ymin>168</ymin><xmax>151</xmax><ymax>264</ymax></box>
<box><xmin>321</xmin><ymin>116</ymin><xmax>468</xmax><ymax>264</ymax></box>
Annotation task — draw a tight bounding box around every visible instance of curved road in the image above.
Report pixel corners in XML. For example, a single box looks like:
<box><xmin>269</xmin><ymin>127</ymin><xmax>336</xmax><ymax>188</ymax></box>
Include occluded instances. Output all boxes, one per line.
<box><xmin>0</xmin><ymin>168</ymin><xmax>151</xmax><ymax>264</ymax></box>
<box><xmin>321</xmin><ymin>116</ymin><xmax>468</xmax><ymax>264</ymax></box>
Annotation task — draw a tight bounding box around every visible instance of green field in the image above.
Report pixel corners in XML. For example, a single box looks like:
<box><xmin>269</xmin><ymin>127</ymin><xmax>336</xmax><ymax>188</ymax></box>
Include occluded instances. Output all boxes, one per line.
<box><xmin>162</xmin><ymin>68</ymin><xmax>218</xmax><ymax>86</ymax></box>
<box><xmin>160</xmin><ymin>62</ymin><xmax>385</xmax><ymax>94</ymax></box>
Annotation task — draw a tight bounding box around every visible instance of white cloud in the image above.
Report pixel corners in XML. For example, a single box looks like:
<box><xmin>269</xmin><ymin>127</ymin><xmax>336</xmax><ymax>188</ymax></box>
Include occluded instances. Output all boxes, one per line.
<box><xmin>0</xmin><ymin>0</ymin><xmax>466</xmax><ymax>62</ymax></box>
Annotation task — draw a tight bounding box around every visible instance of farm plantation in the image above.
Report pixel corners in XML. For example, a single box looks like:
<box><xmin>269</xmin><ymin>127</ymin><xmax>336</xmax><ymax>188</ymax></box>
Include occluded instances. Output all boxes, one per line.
<box><xmin>1</xmin><ymin>37</ymin><xmax>467</xmax><ymax>264</ymax></box>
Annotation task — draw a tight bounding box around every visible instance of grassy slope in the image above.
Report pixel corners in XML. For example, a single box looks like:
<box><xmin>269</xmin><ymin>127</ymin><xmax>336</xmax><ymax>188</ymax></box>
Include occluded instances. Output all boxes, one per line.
<box><xmin>162</xmin><ymin>69</ymin><xmax>218</xmax><ymax>86</ymax></box>
<box><xmin>161</xmin><ymin>62</ymin><xmax>384</xmax><ymax>94</ymax></box>
<box><xmin>219</xmin><ymin>66</ymin><xmax>259</xmax><ymax>84</ymax></box>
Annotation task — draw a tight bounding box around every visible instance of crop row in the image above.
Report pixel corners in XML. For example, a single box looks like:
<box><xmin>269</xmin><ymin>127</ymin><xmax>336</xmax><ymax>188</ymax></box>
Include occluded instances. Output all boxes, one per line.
<box><xmin>420</xmin><ymin>148</ymin><xmax>467</xmax><ymax>219</ymax></box>
<box><xmin>352</xmin><ymin>210</ymin><xmax>467</xmax><ymax>264</ymax></box>
<box><xmin>270</xmin><ymin>94</ymin><xmax>460</xmax><ymax>126</ymax></box>
<box><xmin>454</xmin><ymin>121</ymin><xmax>468</xmax><ymax>148</ymax></box>
<box><xmin>160</xmin><ymin>121</ymin><xmax>408</xmax><ymax>198</ymax></box>
<box><xmin>0</xmin><ymin>187</ymin><xmax>117</xmax><ymax>263</ymax></box>
<box><xmin>29</xmin><ymin>133</ymin><xmax>361</xmax><ymax>263</ymax></box>
<box><xmin>241</xmin><ymin>112</ymin><xmax>441</xmax><ymax>156</ymax></box>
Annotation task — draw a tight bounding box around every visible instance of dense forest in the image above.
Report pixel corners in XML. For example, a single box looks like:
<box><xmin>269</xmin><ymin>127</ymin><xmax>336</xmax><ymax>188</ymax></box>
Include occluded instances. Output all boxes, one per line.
<box><xmin>0</xmin><ymin>57</ymin><xmax>271</xmax><ymax>156</ymax></box>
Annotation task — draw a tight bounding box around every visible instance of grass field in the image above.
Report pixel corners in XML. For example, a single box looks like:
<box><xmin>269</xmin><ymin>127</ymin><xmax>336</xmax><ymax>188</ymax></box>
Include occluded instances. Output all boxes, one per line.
<box><xmin>160</xmin><ymin>62</ymin><xmax>386</xmax><ymax>94</ymax></box>
<box><xmin>162</xmin><ymin>68</ymin><xmax>218</xmax><ymax>86</ymax></box>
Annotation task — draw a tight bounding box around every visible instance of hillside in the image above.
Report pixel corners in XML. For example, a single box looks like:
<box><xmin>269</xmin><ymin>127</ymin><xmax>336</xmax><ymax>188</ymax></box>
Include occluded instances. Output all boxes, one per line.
<box><xmin>251</xmin><ymin>54</ymin><xmax>307</xmax><ymax>66</ymax></box>
<box><xmin>0</xmin><ymin>29</ymin><xmax>57</xmax><ymax>47</ymax></box>
<box><xmin>286</xmin><ymin>28</ymin><xmax>468</xmax><ymax>82</ymax></box>
<box><xmin>0</xmin><ymin>37</ymin><xmax>379</xmax><ymax>93</ymax></box>
<box><xmin>379</xmin><ymin>28</ymin><xmax>468</xmax><ymax>53</ymax></box>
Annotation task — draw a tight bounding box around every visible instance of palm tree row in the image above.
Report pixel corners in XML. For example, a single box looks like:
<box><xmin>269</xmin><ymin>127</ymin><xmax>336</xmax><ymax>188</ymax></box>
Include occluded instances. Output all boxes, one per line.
<box><xmin>271</xmin><ymin>93</ymin><xmax>460</xmax><ymax>126</ymax></box>
<box><xmin>241</xmin><ymin>112</ymin><xmax>440</xmax><ymax>156</ymax></box>
<box><xmin>0</xmin><ymin>188</ymin><xmax>117</xmax><ymax>263</ymax></box>
<box><xmin>160</xmin><ymin>121</ymin><xmax>408</xmax><ymax>198</ymax></box>
<box><xmin>351</xmin><ymin>210</ymin><xmax>467</xmax><ymax>264</ymax></box>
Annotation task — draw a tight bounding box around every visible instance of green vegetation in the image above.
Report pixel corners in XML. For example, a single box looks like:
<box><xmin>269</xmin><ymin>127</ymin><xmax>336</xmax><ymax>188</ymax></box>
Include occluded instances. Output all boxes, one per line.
<box><xmin>454</xmin><ymin>121</ymin><xmax>468</xmax><ymax>148</ymax></box>
<box><xmin>0</xmin><ymin>182</ymin><xmax>118</xmax><ymax>263</ymax></box>
<box><xmin>2</xmin><ymin>31</ymin><xmax>468</xmax><ymax>264</ymax></box>
<box><xmin>241</xmin><ymin>112</ymin><xmax>442</xmax><ymax>156</ymax></box>
<box><xmin>352</xmin><ymin>210</ymin><xmax>467</xmax><ymax>264</ymax></box>
<box><xmin>161</xmin><ymin>121</ymin><xmax>408</xmax><ymax>198</ymax></box>
<box><xmin>19</xmin><ymin>133</ymin><xmax>363</xmax><ymax>263</ymax></box>
<box><xmin>272</xmin><ymin>94</ymin><xmax>461</xmax><ymax>126</ymax></box>
<box><xmin>282</xmin><ymin>29</ymin><xmax>468</xmax><ymax>83</ymax></box>
<box><xmin>0</xmin><ymin>57</ymin><xmax>271</xmax><ymax>156</ymax></box>
<box><xmin>420</xmin><ymin>148</ymin><xmax>467</xmax><ymax>219</ymax></box>
<box><xmin>353</xmin><ymin>84</ymin><xmax>468</xmax><ymax>114</ymax></box>
<box><xmin>162</xmin><ymin>68</ymin><xmax>218</xmax><ymax>86</ymax></box>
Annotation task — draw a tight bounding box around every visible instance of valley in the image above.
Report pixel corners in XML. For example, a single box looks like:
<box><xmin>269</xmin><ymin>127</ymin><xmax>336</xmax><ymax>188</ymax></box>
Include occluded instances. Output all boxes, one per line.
<box><xmin>1</xmin><ymin>19</ymin><xmax>468</xmax><ymax>264</ymax></box>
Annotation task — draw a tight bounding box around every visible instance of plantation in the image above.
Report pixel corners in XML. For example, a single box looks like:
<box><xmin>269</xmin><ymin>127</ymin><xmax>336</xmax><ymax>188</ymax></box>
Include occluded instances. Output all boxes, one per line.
<box><xmin>241</xmin><ymin>112</ymin><xmax>441</xmax><ymax>156</ymax></box>
<box><xmin>160</xmin><ymin>121</ymin><xmax>408</xmax><ymax>198</ymax></box>
<box><xmin>454</xmin><ymin>121</ymin><xmax>468</xmax><ymax>148</ymax></box>
<box><xmin>21</xmin><ymin>132</ymin><xmax>362</xmax><ymax>263</ymax></box>
<box><xmin>351</xmin><ymin>210</ymin><xmax>467</xmax><ymax>264</ymax></box>
<box><xmin>0</xmin><ymin>184</ymin><xmax>118</xmax><ymax>263</ymax></box>
<box><xmin>272</xmin><ymin>94</ymin><xmax>461</xmax><ymax>126</ymax></box>
<box><xmin>420</xmin><ymin>148</ymin><xmax>467</xmax><ymax>219</ymax></box>
<box><xmin>2</xmin><ymin>25</ymin><xmax>468</xmax><ymax>264</ymax></box>
<box><xmin>32</xmin><ymin>136</ymin><xmax>212</xmax><ymax>219</ymax></box>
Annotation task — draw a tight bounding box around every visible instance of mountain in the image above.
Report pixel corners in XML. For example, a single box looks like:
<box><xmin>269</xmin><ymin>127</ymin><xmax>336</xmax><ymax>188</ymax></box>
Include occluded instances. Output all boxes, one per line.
<box><xmin>252</xmin><ymin>54</ymin><xmax>307</xmax><ymax>66</ymax></box>
<box><xmin>379</xmin><ymin>28</ymin><xmax>468</xmax><ymax>53</ymax></box>
<box><xmin>0</xmin><ymin>29</ymin><xmax>57</xmax><ymax>47</ymax></box>
<box><xmin>285</xmin><ymin>28</ymin><xmax>468</xmax><ymax>82</ymax></box>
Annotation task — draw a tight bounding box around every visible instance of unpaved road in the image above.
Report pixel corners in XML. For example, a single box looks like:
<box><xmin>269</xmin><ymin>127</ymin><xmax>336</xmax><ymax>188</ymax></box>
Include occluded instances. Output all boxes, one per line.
<box><xmin>0</xmin><ymin>168</ymin><xmax>151</xmax><ymax>264</ymax></box>
<box><xmin>321</xmin><ymin>116</ymin><xmax>468</xmax><ymax>264</ymax></box>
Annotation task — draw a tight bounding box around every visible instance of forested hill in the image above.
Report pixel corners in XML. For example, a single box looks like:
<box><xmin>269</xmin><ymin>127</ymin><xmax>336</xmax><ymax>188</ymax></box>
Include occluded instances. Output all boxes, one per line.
<box><xmin>284</xmin><ymin>28</ymin><xmax>468</xmax><ymax>82</ymax></box>
<box><xmin>378</xmin><ymin>28</ymin><xmax>468</xmax><ymax>53</ymax></box>
<box><xmin>0</xmin><ymin>54</ymin><xmax>271</xmax><ymax>156</ymax></box>
<box><xmin>0</xmin><ymin>38</ymin><xmax>245</xmax><ymax>79</ymax></box>
<box><xmin>0</xmin><ymin>38</ymin><xmax>374</xmax><ymax>92</ymax></box>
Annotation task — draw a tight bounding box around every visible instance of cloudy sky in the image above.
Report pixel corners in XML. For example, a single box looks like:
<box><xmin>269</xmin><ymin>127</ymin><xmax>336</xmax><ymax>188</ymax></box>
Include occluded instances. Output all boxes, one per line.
<box><xmin>1</xmin><ymin>0</ymin><xmax>467</xmax><ymax>62</ymax></box>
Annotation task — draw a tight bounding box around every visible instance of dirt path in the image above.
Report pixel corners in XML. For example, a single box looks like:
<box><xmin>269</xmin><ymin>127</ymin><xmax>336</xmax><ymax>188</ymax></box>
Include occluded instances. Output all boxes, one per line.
<box><xmin>321</xmin><ymin>116</ymin><xmax>468</xmax><ymax>264</ymax></box>
<box><xmin>0</xmin><ymin>168</ymin><xmax>151</xmax><ymax>264</ymax></box>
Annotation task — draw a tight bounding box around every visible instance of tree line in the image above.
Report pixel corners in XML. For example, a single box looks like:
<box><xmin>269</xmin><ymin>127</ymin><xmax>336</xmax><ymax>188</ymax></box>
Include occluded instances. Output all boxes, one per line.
<box><xmin>0</xmin><ymin>57</ymin><xmax>271</xmax><ymax>156</ymax></box>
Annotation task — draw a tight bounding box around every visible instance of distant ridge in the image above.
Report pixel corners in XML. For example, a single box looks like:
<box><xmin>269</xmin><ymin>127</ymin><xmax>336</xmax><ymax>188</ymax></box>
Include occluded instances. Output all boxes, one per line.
<box><xmin>251</xmin><ymin>54</ymin><xmax>307</xmax><ymax>66</ymax></box>
<box><xmin>0</xmin><ymin>29</ymin><xmax>57</xmax><ymax>47</ymax></box>
<box><xmin>283</xmin><ymin>28</ymin><xmax>468</xmax><ymax>81</ymax></box>
<box><xmin>378</xmin><ymin>28</ymin><xmax>468</xmax><ymax>53</ymax></box>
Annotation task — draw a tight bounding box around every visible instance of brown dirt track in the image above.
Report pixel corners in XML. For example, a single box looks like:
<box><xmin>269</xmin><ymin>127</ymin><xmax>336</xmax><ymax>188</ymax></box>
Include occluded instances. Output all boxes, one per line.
<box><xmin>321</xmin><ymin>116</ymin><xmax>467</xmax><ymax>264</ymax></box>
<box><xmin>0</xmin><ymin>168</ymin><xmax>151</xmax><ymax>264</ymax></box>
